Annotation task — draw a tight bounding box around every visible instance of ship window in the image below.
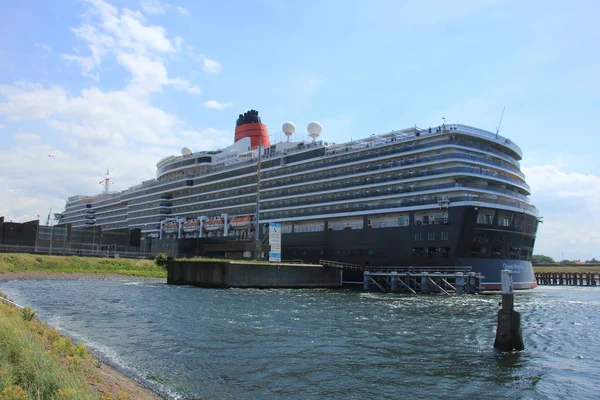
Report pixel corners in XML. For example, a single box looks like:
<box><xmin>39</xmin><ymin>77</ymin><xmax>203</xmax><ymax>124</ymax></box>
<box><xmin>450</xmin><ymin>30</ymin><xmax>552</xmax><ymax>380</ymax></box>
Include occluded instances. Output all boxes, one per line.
<box><xmin>414</xmin><ymin>232</ymin><xmax>422</xmax><ymax>241</ymax></box>
<box><xmin>368</xmin><ymin>249</ymin><xmax>374</xmax><ymax>255</ymax></box>
<box><xmin>441</xmin><ymin>232</ymin><xmax>449</xmax><ymax>240</ymax></box>
<box><xmin>428</xmin><ymin>232</ymin><xmax>435</xmax><ymax>240</ymax></box>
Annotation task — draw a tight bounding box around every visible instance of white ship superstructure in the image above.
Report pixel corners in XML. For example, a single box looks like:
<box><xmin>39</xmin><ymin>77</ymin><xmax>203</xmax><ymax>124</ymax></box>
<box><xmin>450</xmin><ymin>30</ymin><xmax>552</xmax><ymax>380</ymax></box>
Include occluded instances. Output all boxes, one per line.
<box><xmin>58</xmin><ymin>111</ymin><xmax>540</xmax><ymax>289</ymax></box>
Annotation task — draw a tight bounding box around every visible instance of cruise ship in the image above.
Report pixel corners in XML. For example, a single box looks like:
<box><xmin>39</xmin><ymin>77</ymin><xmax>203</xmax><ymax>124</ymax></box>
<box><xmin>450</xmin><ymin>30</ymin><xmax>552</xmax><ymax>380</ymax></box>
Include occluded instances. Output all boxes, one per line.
<box><xmin>58</xmin><ymin>110</ymin><xmax>540</xmax><ymax>289</ymax></box>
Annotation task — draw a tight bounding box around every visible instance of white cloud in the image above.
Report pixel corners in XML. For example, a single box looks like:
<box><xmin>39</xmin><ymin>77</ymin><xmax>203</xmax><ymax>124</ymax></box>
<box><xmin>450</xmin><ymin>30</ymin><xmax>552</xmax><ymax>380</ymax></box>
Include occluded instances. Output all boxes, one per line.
<box><xmin>13</xmin><ymin>133</ymin><xmax>41</xmax><ymax>142</ymax></box>
<box><xmin>176</xmin><ymin>6</ymin><xmax>190</xmax><ymax>16</ymax></box>
<box><xmin>0</xmin><ymin>0</ymin><xmax>225</xmax><ymax>224</ymax></box>
<box><xmin>524</xmin><ymin>164</ymin><xmax>600</xmax><ymax>261</ymax></box>
<box><xmin>140</xmin><ymin>0</ymin><xmax>169</xmax><ymax>15</ymax></box>
<box><xmin>116</xmin><ymin>52</ymin><xmax>200</xmax><ymax>94</ymax></box>
<box><xmin>62</xmin><ymin>0</ymin><xmax>191</xmax><ymax>94</ymax></box>
<box><xmin>203</xmin><ymin>100</ymin><xmax>232</xmax><ymax>110</ymax></box>
<box><xmin>203</xmin><ymin>57</ymin><xmax>222</xmax><ymax>74</ymax></box>
<box><xmin>60</xmin><ymin>54</ymin><xmax>98</xmax><ymax>81</ymax></box>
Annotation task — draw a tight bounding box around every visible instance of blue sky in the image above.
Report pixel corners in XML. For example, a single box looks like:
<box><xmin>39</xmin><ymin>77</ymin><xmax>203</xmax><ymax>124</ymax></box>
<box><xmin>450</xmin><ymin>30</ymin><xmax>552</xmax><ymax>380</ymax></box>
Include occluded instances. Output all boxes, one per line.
<box><xmin>1</xmin><ymin>0</ymin><xmax>599</xmax><ymax>261</ymax></box>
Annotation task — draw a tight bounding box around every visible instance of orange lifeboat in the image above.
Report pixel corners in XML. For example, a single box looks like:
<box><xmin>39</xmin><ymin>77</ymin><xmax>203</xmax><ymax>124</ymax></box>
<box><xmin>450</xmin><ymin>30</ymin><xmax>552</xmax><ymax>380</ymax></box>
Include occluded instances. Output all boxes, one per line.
<box><xmin>182</xmin><ymin>219</ymin><xmax>200</xmax><ymax>233</ymax></box>
<box><xmin>163</xmin><ymin>221</ymin><xmax>179</xmax><ymax>234</ymax></box>
<box><xmin>204</xmin><ymin>217</ymin><xmax>225</xmax><ymax>231</ymax></box>
<box><xmin>230</xmin><ymin>215</ymin><xmax>253</xmax><ymax>229</ymax></box>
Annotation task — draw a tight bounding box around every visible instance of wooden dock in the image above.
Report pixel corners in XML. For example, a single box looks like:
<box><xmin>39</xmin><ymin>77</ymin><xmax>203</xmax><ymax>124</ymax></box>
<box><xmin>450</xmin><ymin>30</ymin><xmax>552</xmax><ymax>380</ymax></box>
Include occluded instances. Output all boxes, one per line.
<box><xmin>362</xmin><ymin>271</ymin><xmax>483</xmax><ymax>295</ymax></box>
<box><xmin>319</xmin><ymin>260</ymin><xmax>482</xmax><ymax>295</ymax></box>
<box><xmin>535</xmin><ymin>272</ymin><xmax>599</xmax><ymax>286</ymax></box>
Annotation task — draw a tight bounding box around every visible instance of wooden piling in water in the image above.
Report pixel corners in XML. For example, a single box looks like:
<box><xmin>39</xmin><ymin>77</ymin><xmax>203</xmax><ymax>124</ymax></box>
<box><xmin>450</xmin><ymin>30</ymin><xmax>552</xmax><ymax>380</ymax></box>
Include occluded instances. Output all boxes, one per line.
<box><xmin>494</xmin><ymin>270</ymin><xmax>524</xmax><ymax>352</ymax></box>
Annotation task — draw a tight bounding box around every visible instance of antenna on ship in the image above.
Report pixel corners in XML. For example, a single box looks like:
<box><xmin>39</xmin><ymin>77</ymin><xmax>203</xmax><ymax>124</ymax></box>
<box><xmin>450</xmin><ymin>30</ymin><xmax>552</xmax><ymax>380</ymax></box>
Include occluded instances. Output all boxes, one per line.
<box><xmin>99</xmin><ymin>169</ymin><xmax>111</xmax><ymax>194</ymax></box>
<box><xmin>495</xmin><ymin>106</ymin><xmax>506</xmax><ymax>139</ymax></box>
<box><xmin>46</xmin><ymin>208</ymin><xmax>52</xmax><ymax>226</ymax></box>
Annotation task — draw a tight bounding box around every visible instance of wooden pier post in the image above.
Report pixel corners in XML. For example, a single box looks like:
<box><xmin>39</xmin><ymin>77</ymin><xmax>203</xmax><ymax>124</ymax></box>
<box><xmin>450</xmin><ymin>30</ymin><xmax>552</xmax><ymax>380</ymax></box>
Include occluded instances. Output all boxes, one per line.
<box><xmin>494</xmin><ymin>270</ymin><xmax>524</xmax><ymax>352</ymax></box>
<box><xmin>363</xmin><ymin>271</ymin><xmax>370</xmax><ymax>291</ymax></box>
<box><xmin>455</xmin><ymin>272</ymin><xmax>465</xmax><ymax>295</ymax></box>
<box><xmin>420</xmin><ymin>273</ymin><xmax>430</xmax><ymax>294</ymax></box>
<box><xmin>390</xmin><ymin>272</ymin><xmax>399</xmax><ymax>292</ymax></box>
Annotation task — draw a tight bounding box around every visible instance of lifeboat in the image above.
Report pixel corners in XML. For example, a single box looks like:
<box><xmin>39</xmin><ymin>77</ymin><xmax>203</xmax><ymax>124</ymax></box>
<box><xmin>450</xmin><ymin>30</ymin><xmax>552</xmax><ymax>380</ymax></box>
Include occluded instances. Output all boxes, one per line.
<box><xmin>204</xmin><ymin>217</ymin><xmax>225</xmax><ymax>231</ymax></box>
<box><xmin>182</xmin><ymin>219</ymin><xmax>200</xmax><ymax>233</ymax></box>
<box><xmin>230</xmin><ymin>215</ymin><xmax>253</xmax><ymax>229</ymax></box>
<box><xmin>163</xmin><ymin>221</ymin><xmax>179</xmax><ymax>234</ymax></box>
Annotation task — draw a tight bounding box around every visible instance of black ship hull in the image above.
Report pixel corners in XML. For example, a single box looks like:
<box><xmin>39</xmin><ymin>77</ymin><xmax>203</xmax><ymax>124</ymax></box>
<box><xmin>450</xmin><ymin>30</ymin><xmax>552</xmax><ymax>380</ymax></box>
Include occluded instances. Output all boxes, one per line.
<box><xmin>280</xmin><ymin>205</ymin><xmax>538</xmax><ymax>289</ymax></box>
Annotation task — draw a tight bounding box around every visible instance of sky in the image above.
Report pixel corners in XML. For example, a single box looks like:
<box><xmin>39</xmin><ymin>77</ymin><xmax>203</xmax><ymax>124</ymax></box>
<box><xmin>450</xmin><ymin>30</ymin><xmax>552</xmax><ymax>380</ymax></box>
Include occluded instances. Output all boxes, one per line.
<box><xmin>0</xmin><ymin>0</ymin><xmax>599</xmax><ymax>261</ymax></box>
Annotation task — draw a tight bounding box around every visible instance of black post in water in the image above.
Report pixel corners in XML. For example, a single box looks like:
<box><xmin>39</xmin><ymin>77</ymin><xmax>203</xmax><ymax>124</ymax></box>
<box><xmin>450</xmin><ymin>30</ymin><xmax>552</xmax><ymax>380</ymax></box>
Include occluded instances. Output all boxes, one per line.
<box><xmin>494</xmin><ymin>270</ymin><xmax>524</xmax><ymax>352</ymax></box>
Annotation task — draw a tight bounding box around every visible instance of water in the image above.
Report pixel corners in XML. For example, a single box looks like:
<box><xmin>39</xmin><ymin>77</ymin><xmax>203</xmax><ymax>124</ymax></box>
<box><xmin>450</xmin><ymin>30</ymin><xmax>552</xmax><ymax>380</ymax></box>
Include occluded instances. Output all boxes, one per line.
<box><xmin>1</xmin><ymin>280</ymin><xmax>598</xmax><ymax>399</ymax></box>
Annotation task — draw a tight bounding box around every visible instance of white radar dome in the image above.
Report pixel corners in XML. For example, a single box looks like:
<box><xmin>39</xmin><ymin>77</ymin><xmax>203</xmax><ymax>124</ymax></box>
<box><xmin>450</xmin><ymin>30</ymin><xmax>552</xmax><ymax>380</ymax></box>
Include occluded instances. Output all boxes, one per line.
<box><xmin>282</xmin><ymin>121</ymin><xmax>295</xmax><ymax>141</ymax></box>
<box><xmin>181</xmin><ymin>147</ymin><xmax>193</xmax><ymax>156</ymax></box>
<box><xmin>282</xmin><ymin>121</ymin><xmax>296</xmax><ymax>136</ymax></box>
<box><xmin>307</xmin><ymin>121</ymin><xmax>322</xmax><ymax>141</ymax></box>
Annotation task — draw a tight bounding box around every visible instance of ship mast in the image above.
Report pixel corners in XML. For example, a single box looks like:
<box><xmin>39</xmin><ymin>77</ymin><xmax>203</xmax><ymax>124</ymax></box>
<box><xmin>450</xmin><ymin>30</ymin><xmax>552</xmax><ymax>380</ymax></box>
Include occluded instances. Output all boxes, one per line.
<box><xmin>99</xmin><ymin>169</ymin><xmax>111</xmax><ymax>194</ymax></box>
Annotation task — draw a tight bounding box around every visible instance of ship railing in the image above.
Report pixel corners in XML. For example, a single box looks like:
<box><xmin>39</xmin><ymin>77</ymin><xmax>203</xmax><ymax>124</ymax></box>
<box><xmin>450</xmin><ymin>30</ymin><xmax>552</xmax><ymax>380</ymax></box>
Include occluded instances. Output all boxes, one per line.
<box><xmin>265</xmin><ymin>137</ymin><xmax>522</xmax><ymax>181</ymax></box>
<box><xmin>369</xmin><ymin>220</ymin><xmax>409</xmax><ymax>228</ymax></box>
<box><xmin>261</xmin><ymin>167</ymin><xmax>530</xmax><ymax>207</ymax></box>
<box><xmin>323</xmin><ymin>126</ymin><xmax>522</xmax><ymax>165</ymax></box>
<box><xmin>449</xmin><ymin>124</ymin><xmax>523</xmax><ymax>158</ymax></box>
<box><xmin>319</xmin><ymin>259</ymin><xmax>368</xmax><ymax>271</ymax></box>
<box><xmin>262</xmin><ymin>195</ymin><xmax>539</xmax><ymax>220</ymax></box>
<box><xmin>157</xmin><ymin>141</ymin><xmax>325</xmax><ymax>180</ymax></box>
<box><xmin>263</xmin><ymin>178</ymin><xmax>529</xmax><ymax>205</ymax></box>
<box><xmin>329</xmin><ymin>223</ymin><xmax>364</xmax><ymax>231</ymax></box>
<box><xmin>366</xmin><ymin>265</ymin><xmax>473</xmax><ymax>273</ymax></box>
<box><xmin>261</xmin><ymin>153</ymin><xmax>526</xmax><ymax>193</ymax></box>
<box><xmin>293</xmin><ymin>226</ymin><xmax>325</xmax><ymax>233</ymax></box>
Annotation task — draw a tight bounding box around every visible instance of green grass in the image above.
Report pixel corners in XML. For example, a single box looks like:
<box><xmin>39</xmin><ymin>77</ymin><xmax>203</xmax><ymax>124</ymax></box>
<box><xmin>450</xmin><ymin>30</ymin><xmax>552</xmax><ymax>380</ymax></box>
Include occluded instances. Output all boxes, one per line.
<box><xmin>0</xmin><ymin>301</ymin><xmax>96</xmax><ymax>399</ymax></box>
<box><xmin>0</xmin><ymin>253</ymin><xmax>166</xmax><ymax>278</ymax></box>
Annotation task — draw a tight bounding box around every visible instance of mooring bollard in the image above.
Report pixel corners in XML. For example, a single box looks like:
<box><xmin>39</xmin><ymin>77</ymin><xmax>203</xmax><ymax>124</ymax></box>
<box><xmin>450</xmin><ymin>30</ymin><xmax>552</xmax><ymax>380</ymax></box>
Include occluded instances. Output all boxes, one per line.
<box><xmin>494</xmin><ymin>270</ymin><xmax>524</xmax><ymax>352</ymax></box>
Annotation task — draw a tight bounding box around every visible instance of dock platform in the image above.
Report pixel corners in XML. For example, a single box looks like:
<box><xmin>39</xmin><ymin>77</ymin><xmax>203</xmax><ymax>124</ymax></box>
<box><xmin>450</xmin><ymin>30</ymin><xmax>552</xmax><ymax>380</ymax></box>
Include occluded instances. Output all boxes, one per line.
<box><xmin>319</xmin><ymin>260</ymin><xmax>482</xmax><ymax>295</ymax></box>
<box><xmin>535</xmin><ymin>272</ymin><xmax>599</xmax><ymax>286</ymax></box>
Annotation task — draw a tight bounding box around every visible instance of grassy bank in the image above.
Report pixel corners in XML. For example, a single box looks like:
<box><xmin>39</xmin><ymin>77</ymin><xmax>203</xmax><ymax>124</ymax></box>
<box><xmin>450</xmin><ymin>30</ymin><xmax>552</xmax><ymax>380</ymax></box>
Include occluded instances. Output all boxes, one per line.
<box><xmin>0</xmin><ymin>293</ymin><xmax>160</xmax><ymax>399</ymax></box>
<box><xmin>533</xmin><ymin>265</ymin><xmax>600</xmax><ymax>273</ymax></box>
<box><xmin>0</xmin><ymin>253</ymin><xmax>166</xmax><ymax>278</ymax></box>
<box><xmin>0</xmin><ymin>296</ymin><xmax>98</xmax><ymax>399</ymax></box>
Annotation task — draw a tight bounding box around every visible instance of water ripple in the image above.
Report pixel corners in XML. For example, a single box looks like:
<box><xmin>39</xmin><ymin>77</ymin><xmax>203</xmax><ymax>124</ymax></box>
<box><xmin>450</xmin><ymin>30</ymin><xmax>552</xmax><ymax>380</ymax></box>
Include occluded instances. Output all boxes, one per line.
<box><xmin>0</xmin><ymin>282</ymin><xmax>598</xmax><ymax>399</ymax></box>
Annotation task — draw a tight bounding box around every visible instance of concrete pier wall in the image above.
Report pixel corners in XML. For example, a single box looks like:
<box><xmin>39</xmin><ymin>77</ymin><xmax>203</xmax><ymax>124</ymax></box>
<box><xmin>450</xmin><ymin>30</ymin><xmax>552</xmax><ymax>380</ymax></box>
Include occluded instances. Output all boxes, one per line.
<box><xmin>167</xmin><ymin>261</ymin><xmax>342</xmax><ymax>288</ymax></box>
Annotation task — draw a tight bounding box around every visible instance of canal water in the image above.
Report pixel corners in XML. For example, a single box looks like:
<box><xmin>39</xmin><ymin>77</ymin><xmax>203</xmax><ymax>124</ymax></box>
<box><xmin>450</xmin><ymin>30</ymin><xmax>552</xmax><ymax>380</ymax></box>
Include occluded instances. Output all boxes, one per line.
<box><xmin>0</xmin><ymin>280</ymin><xmax>598</xmax><ymax>399</ymax></box>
